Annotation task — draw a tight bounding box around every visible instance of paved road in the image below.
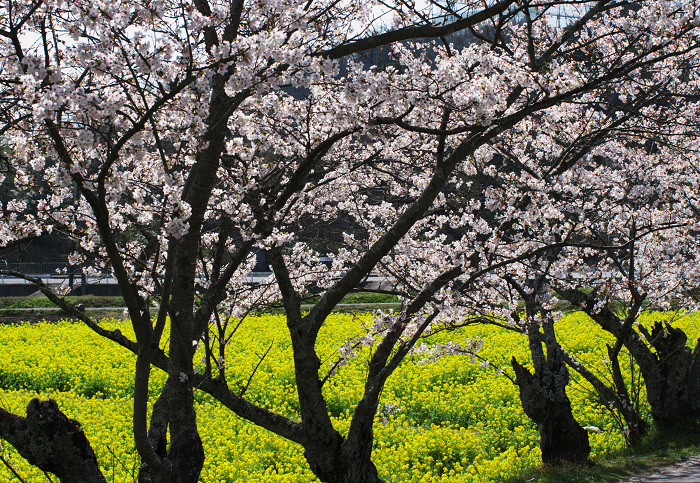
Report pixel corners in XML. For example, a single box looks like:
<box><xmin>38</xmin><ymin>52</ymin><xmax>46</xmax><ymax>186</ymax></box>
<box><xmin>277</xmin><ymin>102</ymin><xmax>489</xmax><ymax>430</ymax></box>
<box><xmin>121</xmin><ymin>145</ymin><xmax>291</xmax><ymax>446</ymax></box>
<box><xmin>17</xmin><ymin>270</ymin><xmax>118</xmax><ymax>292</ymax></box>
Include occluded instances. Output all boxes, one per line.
<box><xmin>618</xmin><ymin>455</ymin><xmax>700</xmax><ymax>482</ymax></box>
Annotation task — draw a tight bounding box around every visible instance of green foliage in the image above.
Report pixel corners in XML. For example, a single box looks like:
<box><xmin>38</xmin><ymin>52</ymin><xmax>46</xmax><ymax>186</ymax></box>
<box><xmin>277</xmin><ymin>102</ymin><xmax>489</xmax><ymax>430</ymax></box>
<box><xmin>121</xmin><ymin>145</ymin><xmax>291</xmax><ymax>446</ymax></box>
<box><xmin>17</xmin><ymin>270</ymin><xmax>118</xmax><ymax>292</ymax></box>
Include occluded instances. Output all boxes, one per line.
<box><xmin>251</xmin><ymin>292</ymin><xmax>400</xmax><ymax>314</ymax></box>
<box><xmin>0</xmin><ymin>311</ymin><xmax>698</xmax><ymax>482</ymax></box>
<box><xmin>0</xmin><ymin>295</ymin><xmax>126</xmax><ymax>309</ymax></box>
<box><xmin>337</xmin><ymin>293</ymin><xmax>400</xmax><ymax>304</ymax></box>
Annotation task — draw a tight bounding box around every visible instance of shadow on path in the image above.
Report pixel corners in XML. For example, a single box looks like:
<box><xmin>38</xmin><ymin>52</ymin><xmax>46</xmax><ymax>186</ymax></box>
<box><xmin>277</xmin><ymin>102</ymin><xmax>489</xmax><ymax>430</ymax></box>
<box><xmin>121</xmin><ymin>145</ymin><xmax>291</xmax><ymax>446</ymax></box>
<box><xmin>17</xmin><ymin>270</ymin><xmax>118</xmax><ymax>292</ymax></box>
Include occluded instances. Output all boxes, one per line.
<box><xmin>618</xmin><ymin>455</ymin><xmax>700</xmax><ymax>482</ymax></box>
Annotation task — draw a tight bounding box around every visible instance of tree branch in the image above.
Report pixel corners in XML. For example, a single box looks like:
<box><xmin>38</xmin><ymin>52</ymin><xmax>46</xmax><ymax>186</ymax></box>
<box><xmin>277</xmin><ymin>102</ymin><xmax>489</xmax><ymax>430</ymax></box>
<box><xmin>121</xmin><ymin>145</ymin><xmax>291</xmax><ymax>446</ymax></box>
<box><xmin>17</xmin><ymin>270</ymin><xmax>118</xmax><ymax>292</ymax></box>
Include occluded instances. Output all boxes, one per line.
<box><xmin>0</xmin><ymin>399</ymin><xmax>106</xmax><ymax>483</ymax></box>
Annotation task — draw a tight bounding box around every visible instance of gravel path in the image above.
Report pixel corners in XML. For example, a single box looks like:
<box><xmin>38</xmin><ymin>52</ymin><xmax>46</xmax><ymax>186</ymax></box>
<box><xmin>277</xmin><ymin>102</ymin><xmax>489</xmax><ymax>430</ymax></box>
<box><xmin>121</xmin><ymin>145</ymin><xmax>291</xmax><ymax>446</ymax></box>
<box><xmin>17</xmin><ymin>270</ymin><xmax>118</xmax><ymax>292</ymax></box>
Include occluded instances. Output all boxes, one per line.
<box><xmin>618</xmin><ymin>455</ymin><xmax>700</xmax><ymax>482</ymax></box>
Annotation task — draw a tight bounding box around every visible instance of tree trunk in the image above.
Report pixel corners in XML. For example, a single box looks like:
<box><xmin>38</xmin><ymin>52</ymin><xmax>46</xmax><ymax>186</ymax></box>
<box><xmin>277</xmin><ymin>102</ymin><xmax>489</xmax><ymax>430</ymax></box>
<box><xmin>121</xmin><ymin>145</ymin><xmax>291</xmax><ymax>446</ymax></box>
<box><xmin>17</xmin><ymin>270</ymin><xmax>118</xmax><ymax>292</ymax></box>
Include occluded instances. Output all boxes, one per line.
<box><xmin>136</xmin><ymin>378</ymin><xmax>204</xmax><ymax>483</ymax></box>
<box><xmin>506</xmin><ymin>276</ymin><xmax>591</xmax><ymax>465</ymax></box>
<box><xmin>559</xmin><ymin>290</ymin><xmax>700</xmax><ymax>427</ymax></box>
<box><xmin>639</xmin><ymin>322</ymin><xmax>700</xmax><ymax>426</ymax></box>
<box><xmin>286</xmin><ymin>318</ymin><xmax>384</xmax><ymax>483</ymax></box>
<box><xmin>512</xmin><ymin>358</ymin><xmax>591</xmax><ymax>465</ymax></box>
<box><xmin>302</xmin><ymin>439</ymin><xmax>384</xmax><ymax>483</ymax></box>
<box><xmin>166</xmin><ymin>379</ymin><xmax>205</xmax><ymax>483</ymax></box>
<box><xmin>334</xmin><ymin>459</ymin><xmax>383</xmax><ymax>483</ymax></box>
<box><xmin>137</xmin><ymin>387</ymin><xmax>170</xmax><ymax>483</ymax></box>
<box><xmin>0</xmin><ymin>399</ymin><xmax>106</xmax><ymax>483</ymax></box>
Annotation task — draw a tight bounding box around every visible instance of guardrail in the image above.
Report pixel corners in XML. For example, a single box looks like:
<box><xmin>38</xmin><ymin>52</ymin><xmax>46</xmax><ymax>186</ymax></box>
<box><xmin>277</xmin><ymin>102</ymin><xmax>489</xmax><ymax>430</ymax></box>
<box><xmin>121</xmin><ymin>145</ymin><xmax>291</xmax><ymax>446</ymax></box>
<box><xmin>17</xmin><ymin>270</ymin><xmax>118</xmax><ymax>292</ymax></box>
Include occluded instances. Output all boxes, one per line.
<box><xmin>0</xmin><ymin>260</ymin><xmax>395</xmax><ymax>296</ymax></box>
<box><xmin>1</xmin><ymin>261</ymin><xmax>71</xmax><ymax>275</ymax></box>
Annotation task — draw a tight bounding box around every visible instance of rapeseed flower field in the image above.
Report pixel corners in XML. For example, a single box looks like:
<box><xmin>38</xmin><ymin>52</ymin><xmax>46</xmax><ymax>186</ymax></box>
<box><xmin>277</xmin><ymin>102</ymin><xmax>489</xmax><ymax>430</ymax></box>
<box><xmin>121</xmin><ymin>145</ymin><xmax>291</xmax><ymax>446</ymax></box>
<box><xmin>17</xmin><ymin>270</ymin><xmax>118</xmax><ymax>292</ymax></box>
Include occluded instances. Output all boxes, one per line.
<box><xmin>0</xmin><ymin>311</ymin><xmax>698</xmax><ymax>482</ymax></box>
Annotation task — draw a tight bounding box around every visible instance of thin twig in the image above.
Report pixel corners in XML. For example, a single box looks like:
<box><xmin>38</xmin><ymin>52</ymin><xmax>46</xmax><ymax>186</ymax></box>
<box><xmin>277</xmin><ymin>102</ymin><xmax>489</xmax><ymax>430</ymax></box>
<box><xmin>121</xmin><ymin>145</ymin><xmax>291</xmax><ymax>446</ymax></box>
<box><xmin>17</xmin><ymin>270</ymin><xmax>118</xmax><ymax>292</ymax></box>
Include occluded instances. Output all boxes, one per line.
<box><xmin>0</xmin><ymin>453</ymin><xmax>29</xmax><ymax>483</ymax></box>
<box><xmin>239</xmin><ymin>341</ymin><xmax>274</xmax><ymax>396</ymax></box>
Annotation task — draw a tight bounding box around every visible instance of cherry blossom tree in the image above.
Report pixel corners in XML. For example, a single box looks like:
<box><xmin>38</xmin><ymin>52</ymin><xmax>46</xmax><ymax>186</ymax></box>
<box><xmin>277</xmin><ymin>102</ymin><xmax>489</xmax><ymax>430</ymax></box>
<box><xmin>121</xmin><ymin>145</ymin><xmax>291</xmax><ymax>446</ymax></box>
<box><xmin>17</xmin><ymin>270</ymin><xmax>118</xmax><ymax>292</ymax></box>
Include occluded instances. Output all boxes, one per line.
<box><xmin>419</xmin><ymin>90</ymin><xmax>695</xmax><ymax>457</ymax></box>
<box><xmin>1</xmin><ymin>0</ymin><xmax>700</xmax><ymax>482</ymax></box>
<box><xmin>525</xmin><ymin>87</ymin><xmax>700</xmax><ymax>432</ymax></box>
<box><xmin>456</xmin><ymin>85</ymin><xmax>700</xmax><ymax>452</ymax></box>
<box><xmin>551</xmin><ymin>138</ymin><xmax>700</xmax><ymax>429</ymax></box>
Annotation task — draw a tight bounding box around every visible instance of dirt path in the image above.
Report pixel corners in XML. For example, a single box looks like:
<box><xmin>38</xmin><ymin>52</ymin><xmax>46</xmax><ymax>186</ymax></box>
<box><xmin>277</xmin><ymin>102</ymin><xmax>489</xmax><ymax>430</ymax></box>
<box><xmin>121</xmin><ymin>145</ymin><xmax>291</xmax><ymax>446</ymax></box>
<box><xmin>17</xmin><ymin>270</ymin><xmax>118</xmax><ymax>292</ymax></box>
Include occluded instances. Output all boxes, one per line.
<box><xmin>618</xmin><ymin>455</ymin><xmax>700</xmax><ymax>482</ymax></box>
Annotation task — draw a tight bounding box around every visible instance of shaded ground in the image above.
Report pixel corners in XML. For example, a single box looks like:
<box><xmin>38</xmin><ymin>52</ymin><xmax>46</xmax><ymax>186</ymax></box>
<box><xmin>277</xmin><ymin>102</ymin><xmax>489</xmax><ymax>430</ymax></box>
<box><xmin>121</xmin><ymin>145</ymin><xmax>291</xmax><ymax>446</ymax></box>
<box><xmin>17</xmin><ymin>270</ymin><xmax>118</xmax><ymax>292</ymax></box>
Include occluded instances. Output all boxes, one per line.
<box><xmin>618</xmin><ymin>455</ymin><xmax>700</xmax><ymax>482</ymax></box>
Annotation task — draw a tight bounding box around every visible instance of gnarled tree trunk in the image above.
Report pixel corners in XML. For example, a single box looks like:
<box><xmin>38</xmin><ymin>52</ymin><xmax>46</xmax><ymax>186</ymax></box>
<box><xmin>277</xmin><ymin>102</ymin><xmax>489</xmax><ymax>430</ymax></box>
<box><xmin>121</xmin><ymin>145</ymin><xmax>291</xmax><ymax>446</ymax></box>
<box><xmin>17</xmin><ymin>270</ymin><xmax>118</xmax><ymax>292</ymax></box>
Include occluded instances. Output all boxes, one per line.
<box><xmin>559</xmin><ymin>289</ymin><xmax>700</xmax><ymax>427</ymax></box>
<box><xmin>507</xmin><ymin>274</ymin><xmax>590</xmax><ymax>465</ymax></box>
<box><xmin>638</xmin><ymin>321</ymin><xmax>700</xmax><ymax>426</ymax></box>
<box><xmin>0</xmin><ymin>399</ymin><xmax>106</xmax><ymax>483</ymax></box>
<box><xmin>512</xmin><ymin>353</ymin><xmax>591</xmax><ymax>465</ymax></box>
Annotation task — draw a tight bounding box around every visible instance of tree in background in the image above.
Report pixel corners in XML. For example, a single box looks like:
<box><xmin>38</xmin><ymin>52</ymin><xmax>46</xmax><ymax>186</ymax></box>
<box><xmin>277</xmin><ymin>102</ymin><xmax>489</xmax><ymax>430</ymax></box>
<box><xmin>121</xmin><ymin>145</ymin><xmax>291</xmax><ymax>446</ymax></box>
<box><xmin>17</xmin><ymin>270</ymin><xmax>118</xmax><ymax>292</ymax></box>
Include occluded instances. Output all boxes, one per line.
<box><xmin>459</xmin><ymin>91</ymin><xmax>700</xmax><ymax>449</ymax></box>
<box><xmin>1</xmin><ymin>1</ymin><xmax>700</xmax><ymax>482</ymax></box>
<box><xmin>421</xmin><ymin>81</ymin><xmax>699</xmax><ymax>454</ymax></box>
<box><xmin>552</xmin><ymin>151</ymin><xmax>700</xmax><ymax>429</ymax></box>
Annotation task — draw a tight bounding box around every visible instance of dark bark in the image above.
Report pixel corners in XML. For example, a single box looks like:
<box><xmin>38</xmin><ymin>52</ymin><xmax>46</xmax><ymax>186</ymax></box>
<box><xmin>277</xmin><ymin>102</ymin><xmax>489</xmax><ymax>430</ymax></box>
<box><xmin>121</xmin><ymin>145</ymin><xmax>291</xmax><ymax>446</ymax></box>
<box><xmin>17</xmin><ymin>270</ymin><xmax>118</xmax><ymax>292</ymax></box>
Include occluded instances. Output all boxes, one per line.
<box><xmin>146</xmin><ymin>31</ymin><xmax>242</xmax><ymax>482</ymax></box>
<box><xmin>638</xmin><ymin>321</ymin><xmax>700</xmax><ymax>426</ymax></box>
<box><xmin>511</xmin><ymin>357</ymin><xmax>591</xmax><ymax>465</ymax></box>
<box><xmin>165</xmin><ymin>375</ymin><xmax>205</xmax><ymax>483</ymax></box>
<box><xmin>265</xmin><ymin>248</ymin><xmax>381</xmax><ymax>482</ymax></box>
<box><xmin>136</xmin><ymin>376</ymin><xmax>205</xmax><ymax>483</ymax></box>
<box><xmin>288</xmin><ymin>326</ymin><xmax>384</xmax><ymax>483</ymax></box>
<box><xmin>559</xmin><ymin>289</ymin><xmax>700</xmax><ymax>426</ymax></box>
<box><xmin>302</xmin><ymin>439</ymin><xmax>383</xmax><ymax>483</ymax></box>
<box><xmin>321</xmin><ymin>0</ymin><xmax>517</xmax><ymax>59</ymax></box>
<box><xmin>0</xmin><ymin>399</ymin><xmax>106</xmax><ymax>483</ymax></box>
<box><xmin>296</xmin><ymin>370</ymin><xmax>384</xmax><ymax>483</ymax></box>
<box><xmin>137</xmin><ymin>389</ymin><xmax>169</xmax><ymax>483</ymax></box>
<box><xmin>299</xmin><ymin>418</ymin><xmax>383</xmax><ymax>483</ymax></box>
<box><xmin>292</xmin><ymin>367</ymin><xmax>384</xmax><ymax>483</ymax></box>
<box><xmin>512</xmin><ymin>314</ymin><xmax>591</xmax><ymax>464</ymax></box>
<box><xmin>505</xmin><ymin>272</ymin><xmax>591</xmax><ymax>465</ymax></box>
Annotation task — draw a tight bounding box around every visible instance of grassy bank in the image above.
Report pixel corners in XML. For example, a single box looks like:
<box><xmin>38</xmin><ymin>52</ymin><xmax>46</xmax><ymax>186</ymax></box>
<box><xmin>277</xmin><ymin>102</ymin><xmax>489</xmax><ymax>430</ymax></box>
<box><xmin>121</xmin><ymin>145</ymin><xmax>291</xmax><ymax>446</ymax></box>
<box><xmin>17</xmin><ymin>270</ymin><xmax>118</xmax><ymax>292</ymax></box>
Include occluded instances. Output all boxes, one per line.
<box><xmin>0</xmin><ymin>295</ymin><xmax>126</xmax><ymax>310</ymax></box>
<box><xmin>0</xmin><ymin>295</ymin><xmax>128</xmax><ymax>323</ymax></box>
